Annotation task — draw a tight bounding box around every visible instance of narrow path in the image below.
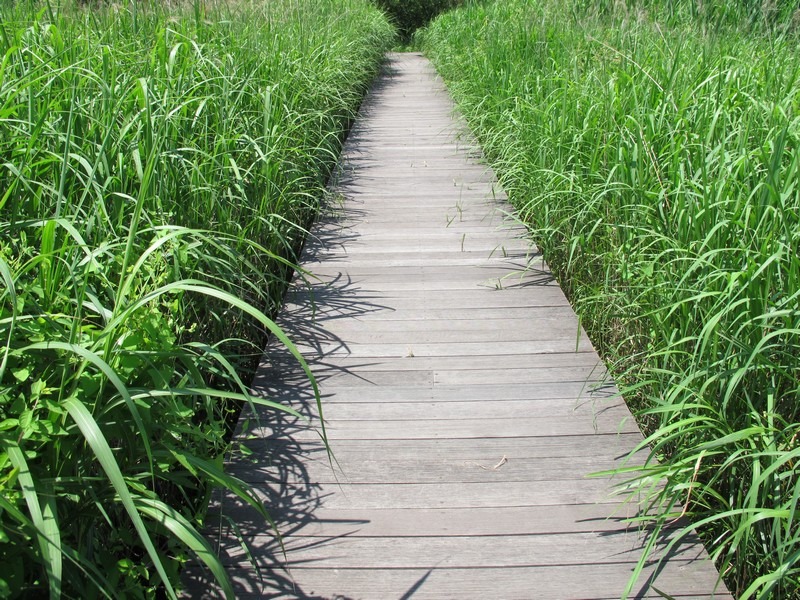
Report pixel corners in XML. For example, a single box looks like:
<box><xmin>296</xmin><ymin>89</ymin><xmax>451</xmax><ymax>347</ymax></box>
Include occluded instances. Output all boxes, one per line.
<box><xmin>188</xmin><ymin>53</ymin><xmax>730</xmax><ymax>599</ymax></box>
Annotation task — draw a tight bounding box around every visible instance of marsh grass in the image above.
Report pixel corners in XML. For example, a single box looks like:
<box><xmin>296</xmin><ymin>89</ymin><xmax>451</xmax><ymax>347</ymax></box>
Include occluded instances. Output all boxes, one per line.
<box><xmin>0</xmin><ymin>0</ymin><xmax>393</xmax><ymax>596</ymax></box>
<box><xmin>421</xmin><ymin>1</ymin><xmax>800</xmax><ymax>597</ymax></box>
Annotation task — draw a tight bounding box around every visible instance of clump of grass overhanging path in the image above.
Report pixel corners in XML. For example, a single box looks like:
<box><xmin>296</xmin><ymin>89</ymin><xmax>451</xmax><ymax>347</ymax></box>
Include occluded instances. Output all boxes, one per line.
<box><xmin>0</xmin><ymin>0</ymin><xmax>393</xmax><ymax>596</ymax></box>
<box><xmin>420</xmin><ymin>0</ymin><xmax>799</xmax><ymax>598</ymax></box>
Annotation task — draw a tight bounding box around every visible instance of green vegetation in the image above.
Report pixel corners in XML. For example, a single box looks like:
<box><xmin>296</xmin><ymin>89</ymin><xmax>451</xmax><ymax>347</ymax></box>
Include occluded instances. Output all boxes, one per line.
<box><xmin>0</xmin><ymin>0</ymin><xmax>392</xmax><ymax>596</ymax></box>
<box><xmin>420</xmin><ymin>1</ymin><xmax>799</xmax><ymax>597</ymax></box>
<box><xmin>371</xmin><ymin>0</ymin><xmax>464</xmax><ymax>40</ymax></box>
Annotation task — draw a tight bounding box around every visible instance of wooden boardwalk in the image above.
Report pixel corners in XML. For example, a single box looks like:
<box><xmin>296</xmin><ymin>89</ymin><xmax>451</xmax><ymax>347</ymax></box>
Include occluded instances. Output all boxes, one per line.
<box><xmin>185</xmin><ymin>53</ymin><xmax>730</xmax><ymax>599</ymax></box>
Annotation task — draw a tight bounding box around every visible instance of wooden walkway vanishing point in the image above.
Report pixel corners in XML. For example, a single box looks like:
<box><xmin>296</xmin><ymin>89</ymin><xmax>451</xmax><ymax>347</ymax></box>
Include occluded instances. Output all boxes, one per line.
<box><xmin>185</xmin><ymin>53</ymin><xmax>731</xmax><ymax>599</ymax></box>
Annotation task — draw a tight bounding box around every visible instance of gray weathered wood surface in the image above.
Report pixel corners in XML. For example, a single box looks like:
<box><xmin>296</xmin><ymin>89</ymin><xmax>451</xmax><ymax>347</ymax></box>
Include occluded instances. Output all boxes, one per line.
<box><xmin>183</xmin><ymin>53</ymin><xmax>731</xmax><ymax>599</ymax></box>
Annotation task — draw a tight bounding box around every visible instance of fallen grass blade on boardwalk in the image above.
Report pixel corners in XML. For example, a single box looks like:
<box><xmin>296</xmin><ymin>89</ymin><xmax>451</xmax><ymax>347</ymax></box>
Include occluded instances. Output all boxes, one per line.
<box><xmin>0</xmin><ymin>0</ymin><xmax>393</xmax><ymax>596</ymax></box>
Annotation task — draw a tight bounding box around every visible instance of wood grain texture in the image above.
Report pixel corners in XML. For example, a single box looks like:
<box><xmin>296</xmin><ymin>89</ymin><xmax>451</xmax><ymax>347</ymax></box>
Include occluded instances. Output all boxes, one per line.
<box><xmin>182</xmin><ymin>53</ymin><xmax>730</xmax><ymax>599</ymax></box>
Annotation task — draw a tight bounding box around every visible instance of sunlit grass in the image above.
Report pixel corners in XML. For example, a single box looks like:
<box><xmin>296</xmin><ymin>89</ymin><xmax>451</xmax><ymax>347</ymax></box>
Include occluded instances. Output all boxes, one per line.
<box><xmin>420</xmin><ymin>1</ymin><xmax>799</xmax><ymax>597</ymax></box>
<box><xmin>0</xmin><ymin>0</ymin><xmax>393</xmax><ymax>596</ymax></box>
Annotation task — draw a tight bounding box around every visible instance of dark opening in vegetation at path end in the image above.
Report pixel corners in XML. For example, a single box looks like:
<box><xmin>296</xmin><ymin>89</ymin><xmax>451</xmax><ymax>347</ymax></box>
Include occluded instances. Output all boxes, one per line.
<box><xmin>371</xmin><ymin>0</ymin><xmax>466</xmax><ymax>40</ymax></box>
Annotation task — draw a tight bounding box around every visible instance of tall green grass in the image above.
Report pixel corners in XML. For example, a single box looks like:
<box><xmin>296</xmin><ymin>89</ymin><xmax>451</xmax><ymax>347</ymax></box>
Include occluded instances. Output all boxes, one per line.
<box><xmin>0</xmin><ymin>0</ymin><xmax>393</xmax><ymax>596</ymax></box>
<box><xmin>420</xmin><ymin>1</ymin><xmax>799</xmax><ymax>597</ymax></box>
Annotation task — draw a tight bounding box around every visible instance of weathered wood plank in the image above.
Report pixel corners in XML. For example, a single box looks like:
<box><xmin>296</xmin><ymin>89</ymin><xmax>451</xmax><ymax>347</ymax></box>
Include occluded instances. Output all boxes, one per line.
<box><xmin>282</xmin><ymin>317</ymin><xmax>580</xmax><ymax>336</ymax></box>
<box><xmin>212</xmin><ymin>532</ymin><xmax>713</xmax><ymax>571</ymax></box>
<box><xmin>261</xmin><ymin>504</ymin><xmax>643</xmax><ymax>537</ymax></box>
<box><xmin>187</xmin><ymin>565</ymin><xmax>728</xmax><ymax>600</ymax></box>
<box><xmin>251</xmin><ymin>381</ymin><xmax>617</xmax><ymax>404</ymax></box>
<box><xmin>291</xmin><ymin>340</ymin><xmax>597</xmax><ymax>357</ymax></box>
<box><xmin>275</xmin><ymin>397</ymin><xmax>630</xmax><ymax>422</ymax></box>
<box><xmin>253</xmin><ymin>370</ymin><xmax>605</xmax><ymax>394</ymax></box>
<box><xmin>284</xmin><ymin>287</ymin><xmax>569</xmax><ymax>308</ymax></box>
<box><xmin>218</xmin><ymin>480</ymin><xmax>640</xmax><ymax>512</ymax></box>
<box><xmin>284</xmin><ymin>274</ymin><xmax>558</xmax><ymax>294</ymax></box>
<box><xmin>235</xmin><ymin>433</ymin><xmax>642</xmax><ymax>459</ymax></box>
<box><xmin>226</xmin><ymin>444</ymin><xmax>645</xmax><ymax>485</ymax></box>
<box><xmin>286</xmin><ymin>276</ymin><xmax>558</xmax><ymax>292</ymax></box>
<box><xmin>249</xmin><ymin>416</ymin><xmax>640</xmax><ymax>440</ymax></box>
<box><xmin>260</xmin><ymin>351</ymin><xmax>606</xmax><ymax>371</ymax></box>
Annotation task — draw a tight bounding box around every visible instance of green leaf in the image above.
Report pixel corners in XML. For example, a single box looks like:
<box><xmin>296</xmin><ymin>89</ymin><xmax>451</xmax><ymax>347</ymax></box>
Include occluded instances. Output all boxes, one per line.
<box><xmin>6</xmin><ymin>440</ymin><xmax>62</xmax><ymax>600</ymax></box>
<box><xmin>62</xmin><ymin>396</ymin><xmax>176</xmax><ymax>599</ymax></box>
<box><xmin>0</xmin><ymin>255</ymin><xmax>15</xmax><ymax>382</ymax></box>
<box><xmin>135</xmin><ymin>497</ymin><xmax>234</xmax><ymax>600</ymax></box>
<box><xmin>11</xmin><ymin>368</ymin><xmax>29</xmax><ymax>382</ymax></box>
<box><xmin>18</xmin><ymin>409</ymin><xmax>33</xmax><ymax>433</ymax></box>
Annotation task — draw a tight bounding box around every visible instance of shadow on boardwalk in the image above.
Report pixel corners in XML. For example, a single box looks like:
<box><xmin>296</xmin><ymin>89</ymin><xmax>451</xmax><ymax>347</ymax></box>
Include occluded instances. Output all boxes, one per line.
<box><xmin>181</xmin><ymin>249</ymin><xmax>707</xmax><ymax>599</ymax></box>
<box><xmin>183</xmin><ymin>208</ymin><xmax>386</xmax><ymax>598</ymax></box>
